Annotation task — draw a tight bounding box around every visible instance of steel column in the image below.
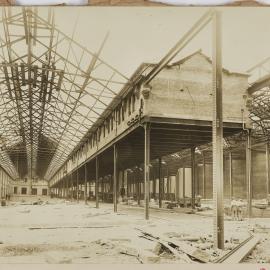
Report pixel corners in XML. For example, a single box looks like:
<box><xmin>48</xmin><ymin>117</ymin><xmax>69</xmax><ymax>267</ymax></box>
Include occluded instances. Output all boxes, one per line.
<box><xmin>153</xmin><ymin>168</ymin><xmax>156</xmax><ymax>199</ymax></box>
<box><xmin>212</xmin><ymin>11</ymin><xmax>224</xmax><ymax>250</ymax></box>
<box><xmin>229</xmin><ymin>152</ymin><xmax>233</xmax><ymax>200</ymax></box>
<box><xmin>191</xmin><ymin>146</ymin><xmax>196</xmax><ymax>209</ymax></box>
<box><xmin>246</xmin><ymin>130</ymin><xmax>252</xmax><ymax>218</ymax></box>
<box><xmin>167</xmin><ymin>168</ymin><xmax>170</xmax><ymax>199</ymax></box>
<box><xmin>101</xmin><ymin>177</ymin><xmax>104</xmax><ymax>201</ymax></box>
<box><xmin>95</xmin><ymin>157</ymin><xmax>99</xmax><ymax>208</ymax></box>
<box><xmin>113</xmin><ymin>144</ymin><xmax>118</xmax><ymax>212</ymax></box>
<box><xmin>127</xmin><ymin>170</ymin><xmax>129</xmax><ymax>198</ymax></box>
<box><xmin>76</xmin><ymin>169</ymin><xmax>79</xmax><ymax>202</ymax></box>
<box><xmin>175</xmin><ymin>169</ymin><xmax>180</xmax><ymax>201</ymax></box>
<box><xmin>158</xmin><ymin>157</ymin><xmax>162</xmax><ymax>208</ymax></box>
<box><xmin>202</xmin><ymin>152</ymin><xmax>206</xmax><ymax>199</ymax></box>
<box><xmin>183</xmin><ymin>167</ymin><xmax>186</xmax><ymax>207</ymax></box>
<box><xmin>136</xmin><ymin>170</ymin><xmax>139</xmax><ymax>205</ymax></box>
<box><xmin>144</xmin><ymin>123</ymin><xmax>150</xmax><ymax>220</ymax></box>
<box><xmin>266</xmin><ymin>143</ymin><xmax>269</xmax><ymax>197</ymax></box>
<box><xmin>84</xmin><ymin>163</ymin><xmax>88</xmax><ymax>204</ymax></box>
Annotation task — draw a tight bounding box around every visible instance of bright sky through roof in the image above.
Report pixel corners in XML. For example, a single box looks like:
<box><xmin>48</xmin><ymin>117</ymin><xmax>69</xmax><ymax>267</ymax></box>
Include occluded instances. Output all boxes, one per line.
<box><xmin>48</xmin><ymin>7</ymin><xmax>270</xmax><ymax>80</ymax></box>
<box><xmin>8</xmin><ymin>6</ymin><xmax>270</xmax><ymax>80</ymax></box>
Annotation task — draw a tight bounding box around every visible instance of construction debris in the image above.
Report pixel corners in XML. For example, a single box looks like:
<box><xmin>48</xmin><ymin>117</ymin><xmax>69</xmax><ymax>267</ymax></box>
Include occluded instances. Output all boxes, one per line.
<box><xmin>251</xmin><ymin>224</ymin><xmax>270</xmax><ymax>233</ymax></box>
<box><xmin>29</xmin><ymin>225</ymin><xmax>116</xmax><ymax>230</ymax></box>
<box><xmin>119</xmin><ymin>249</ymin><xmax>144</xmax><ymax>264</ymax></box>
<box><xmin>215</xmin><ymin>235</ymin><xmax>260</xmax><ymax>263</ymax></box>
<box><xmin>136</xmin><ymin>228</ymin><xmax>210</xmax><ymax>263</ymax></box>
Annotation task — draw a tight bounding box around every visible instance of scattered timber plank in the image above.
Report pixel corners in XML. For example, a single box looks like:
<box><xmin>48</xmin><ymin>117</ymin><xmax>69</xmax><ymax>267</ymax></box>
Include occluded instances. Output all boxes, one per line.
<box><xmin>142</xmin><ymin>234</ymin><xmax>192</xmax><ymax>263</ymax></box>
<box><xmin>119</xmin><ymin>250</ymin><xmax>144</xmax><ymax>264</ymax></box>
<box><xmin>29</xmin><ymin>225</ymin><xmax>116</xmax><ymax>230</ymax></box>
<box><xmin>118</xmin><ymin>245</ymin><xmax>160</xmax><ymax>263</ymax></box>
<box><xmin>215</xmin><ymin>235</ymin><xmax>260</xmax><ymax>263</ymax></box>
<box><xmin>136</xmin><ymin>228</ymin><xmax>208</xmax><ymax>263</ymax></box>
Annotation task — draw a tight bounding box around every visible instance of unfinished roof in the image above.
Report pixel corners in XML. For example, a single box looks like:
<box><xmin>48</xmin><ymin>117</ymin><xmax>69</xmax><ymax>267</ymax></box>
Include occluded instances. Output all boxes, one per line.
<box><xmin>0</xmin><ymin>8</ymin><xmax>128</xmax><ymax>180</ymax></box>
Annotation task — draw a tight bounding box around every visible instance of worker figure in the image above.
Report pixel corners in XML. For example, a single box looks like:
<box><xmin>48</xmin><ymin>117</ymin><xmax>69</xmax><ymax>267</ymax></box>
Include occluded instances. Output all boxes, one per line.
<box><xmin>237</xmin><ymin>202</ymin><xmax>243</xmax><ymax>221</ymax></box>
<box><xmin>120</xmin><ymin>187</ymin><xmax>125</xmax><ymax>202</ymax></box>
<box><xmin>231</xmin><ymin>198</ymin><xmax>238</xmax><ymax>220</ymax></box>
<box><xmin>231</xmin><ymin>198</ymin><xmax>244</xmax><ymax>221</ymax></box>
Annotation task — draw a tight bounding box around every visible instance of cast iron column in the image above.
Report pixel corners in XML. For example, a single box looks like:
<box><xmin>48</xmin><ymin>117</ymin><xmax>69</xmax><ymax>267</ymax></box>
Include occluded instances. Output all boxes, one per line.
<box><xmin>144</xmin><ymin>123</ymin><xmax>150</xmax><ymax>220</ymax></box>
<box><xmin>212</xmin><ymin>10</ymin><xmax>224</xmax><ymax>250</ymax></box>
<box><xmin>158</xmin><ymin>157</ymin><xmax>162</xmax><ymax>208</ymax></box>
<box><xmin>113</xmin><ymin>144</ymin><xmax>118</xmax><ymax>212</ymax></box>
<box><xmin>95</xmin><ymin>157</ymin><xmax>99</xmax><ymax>208</ymax></box>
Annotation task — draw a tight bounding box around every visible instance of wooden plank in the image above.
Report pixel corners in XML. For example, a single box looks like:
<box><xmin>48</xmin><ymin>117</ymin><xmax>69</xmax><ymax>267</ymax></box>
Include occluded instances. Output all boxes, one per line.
<box><xmin>136</xmin><ymin>228</ymin><xmax>210</xmax><ymax>263</ymax></box>
<box><xmin>140</xmin><ymin>234</ymin><xmax>193</xmax><ymax>263</ymax></box>
<box><xmin>216</xmin><ymin>236</ymin><xmax>260</xmax><ymax>263</ymax></box>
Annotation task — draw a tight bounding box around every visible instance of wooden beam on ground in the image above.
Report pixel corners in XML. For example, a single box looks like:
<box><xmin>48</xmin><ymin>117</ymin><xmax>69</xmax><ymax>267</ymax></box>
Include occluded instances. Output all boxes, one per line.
<box><xmin>215</xmin><ymin>235</ymin><xmax>260</xmax><ymax>263</ymax></box>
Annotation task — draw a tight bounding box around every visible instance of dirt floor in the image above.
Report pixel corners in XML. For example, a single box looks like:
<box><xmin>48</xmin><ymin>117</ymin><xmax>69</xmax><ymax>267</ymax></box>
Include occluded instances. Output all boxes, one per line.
<box><xmin>0</xmin><ymin>199</ymin><xmax>269</xmax><ymax>264</ymax></box>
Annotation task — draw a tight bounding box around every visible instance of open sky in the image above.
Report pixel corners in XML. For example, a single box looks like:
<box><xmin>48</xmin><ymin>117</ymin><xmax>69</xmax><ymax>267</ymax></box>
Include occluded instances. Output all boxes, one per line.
<box><xmin>6</xmin><ymin>7</ymin><xmax>270</xmax><ymax>80</ymax></box>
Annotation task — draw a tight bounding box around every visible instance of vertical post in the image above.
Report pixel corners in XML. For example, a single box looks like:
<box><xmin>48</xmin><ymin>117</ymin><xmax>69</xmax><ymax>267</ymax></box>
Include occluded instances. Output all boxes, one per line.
<box><xmin>153</xmin><ymin>169</ymin><xmax>156</xmax><ymax>199</ymax></box>
<box><xmin>246</xmin><ymin>130</ymin><xmax>252</xmax><ymax>218</ymax></box>
<box><xmin>266</xmin><ymin>143</ymin><xmax>269</xmax><ymax>198</ymax></box>
<box><xmin>229</xmin><ymin>152</ymin><xmax>233</xmax><ymax>201</ymax></box>
<box><xmin>202</xmin><ymin>152</ymin><xmax>206</xmax><ymax>199</ymax></box>
<box><xmin>84</xmin><ymin>164</ymin><xmax>88</xmax><ymax>204</ymax></box>
<box><xmin>175</xmin><ymin>169</ymin><xmax>180</xmax><ymax>201</ymax></box>
<box><xmin>144</xmin><ymin>123</ymin><xmax>150</xmax><ymax>220</ymax></box>
<box><xmin>158</xmin><ymin>158</ymin><xmax>162</xmax><ymax>208</ymax></box>
<box><xmin>95</xmin><ymin>157</ymin><xmax>99</xmax><ymax>208</ymax></box>
<box><xmin>113</xmin><ymin>144</ymin><xmax>118</xmax><ymax>213</ymax></box>
<box><xmin>212</xmin><ymin>10</ymin><xmax>224</xmax><ymax>250</ymax></box>
<box><xmin>63</xmin><ymin>177</ymin><xmax>66</xmax><ymax>198</ymax></box>
<box><xmin>122</xmin><ymin>170</ymin><xmax>125</xmax><ymax>200</ymax></box>
<box><xmin>127</xmin><ymin>170</ymin><xmax>129</xmax><ymax>198</ymax></box>
<box><xmin>133</xmin><ymin>172</ymin><xmax>135</xmax><ymax>200</ymax></box>
<box><xmin>88</xmin><ymin>182</ymin><xmax>91</xmax><ymax>200</ymax></box>
<box><xmin>69</xmin><ymin>174</ymin><xmax>71</xmax><ymax>199</ymax></box>
<box><xmin>136</xmin><ymin>169</ymin><xmax>140</xmax><ymax>206</ymax></box>
<box><xmin>167</xmin><ymin>168</ymin><xmax>170</xmax><ymax>199</ymax></box>
<box><xmin>71</xmin><ymin>173</ymin><xmax>73</xmax><ymax>199</ymax></box>
<box><xmin>191</xmin><ymin>146</ymin><xmax>196</xmax><ymax>209</ymax></box>
<box><xmin>76</xmin><ymin>169</ymin><xmax>79</xmax><ymax>202</ymax></box>
<box><xmin>66</xmin><ymin>176</ymin><xmax>68</xmax><ymax>198</ymax></box>
<box><xmin>183</xmin><ymin>166</ymin><xmax>186</xmax><ymax>207</ymax></box>
<box><xmin>62</xmin><ymin>180</ymin><xmax>64</xmax><ymax>198</ymax></box>
<box><xmin>101</xmin><ymin>177</ymin><xmax>104</xmax><ymax>202</ymax></box>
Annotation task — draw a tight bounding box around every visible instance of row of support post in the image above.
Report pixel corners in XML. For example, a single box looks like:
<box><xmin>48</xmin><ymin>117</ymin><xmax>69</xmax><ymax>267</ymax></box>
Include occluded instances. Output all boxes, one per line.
<box><xmin>47</xmin><ymin>10</ymin><xmax>268</xmax><ymax>254</ymax></box>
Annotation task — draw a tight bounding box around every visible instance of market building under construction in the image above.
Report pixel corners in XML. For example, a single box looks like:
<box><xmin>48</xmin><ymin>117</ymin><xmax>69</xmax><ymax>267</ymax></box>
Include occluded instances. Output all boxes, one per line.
<box><xmin>0</xmin><ymin>7</ymin><xmax>270</xmax><ymax>264</ymax></box>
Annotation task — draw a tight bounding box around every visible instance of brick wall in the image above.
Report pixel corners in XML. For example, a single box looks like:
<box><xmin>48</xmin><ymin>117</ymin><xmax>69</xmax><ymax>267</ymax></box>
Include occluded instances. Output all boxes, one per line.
<box><xmin>196</xmin><ymin>151</ymin><xmax>268</xmax><ymax>200</ymax></box>
<box><xmin>146</xmin><ymin>52</ymin><xmax>249</xmax><ymax>124</ymax></box>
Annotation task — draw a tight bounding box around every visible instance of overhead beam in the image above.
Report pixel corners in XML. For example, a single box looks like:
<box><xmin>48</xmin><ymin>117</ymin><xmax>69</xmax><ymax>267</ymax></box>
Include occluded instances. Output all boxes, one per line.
<box><xmin>247</xmin><ymin>74</ymin><xmax>270</xmax><ymax>95</ymax></box>
<box><xmin>143</xmin><ymin>9</ymin><xmax>214</xmax><ymax>85</ymax></box>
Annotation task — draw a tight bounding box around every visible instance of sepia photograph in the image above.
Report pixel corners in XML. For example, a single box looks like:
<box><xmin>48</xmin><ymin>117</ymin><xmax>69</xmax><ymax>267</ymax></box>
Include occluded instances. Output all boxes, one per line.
<box><xmin>0</xmin><ymin>5</ymin><xmax>269</xmax><ymax>266</ymax></box>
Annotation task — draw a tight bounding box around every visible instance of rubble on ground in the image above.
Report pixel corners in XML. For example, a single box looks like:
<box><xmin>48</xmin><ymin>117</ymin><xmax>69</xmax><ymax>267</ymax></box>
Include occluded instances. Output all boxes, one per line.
<box><xmin>0</xmin><ymin>200</ymin><xmax>268</xmax><ymax>263</ymax></box>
